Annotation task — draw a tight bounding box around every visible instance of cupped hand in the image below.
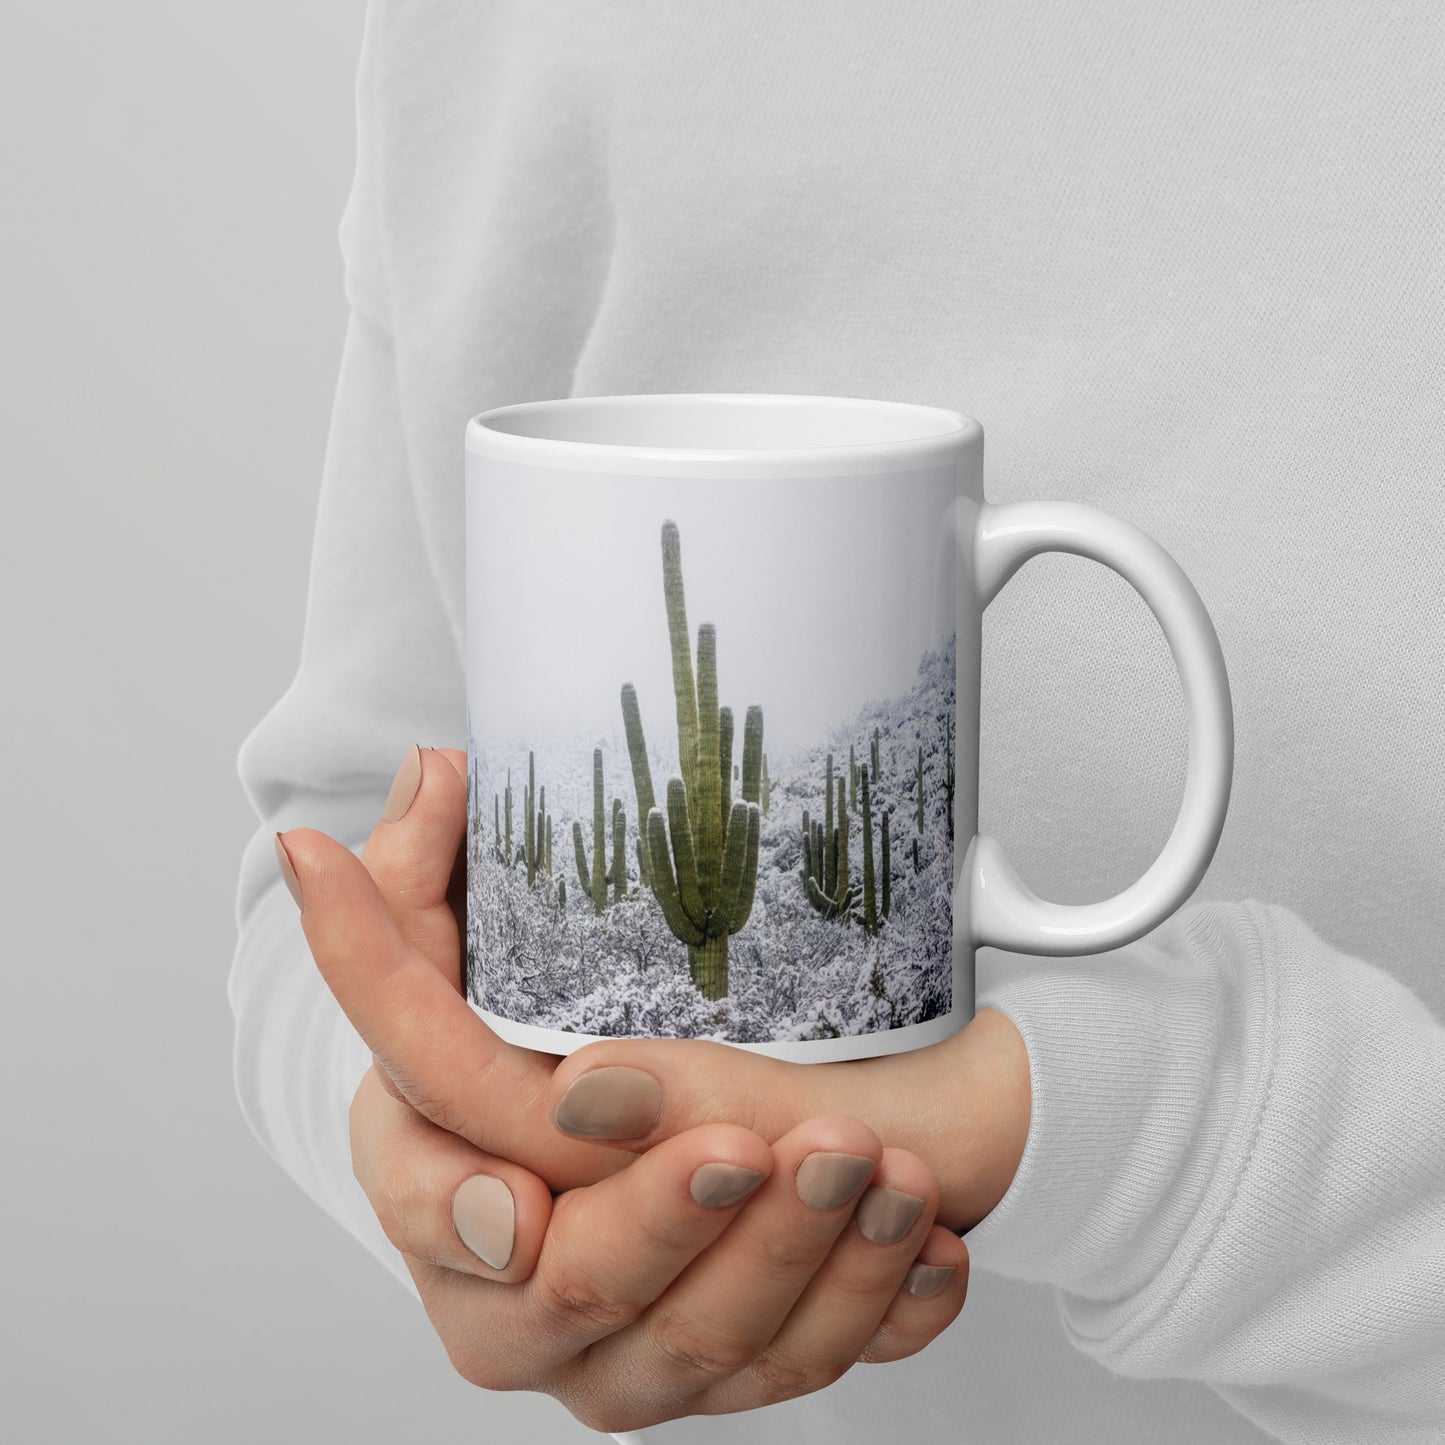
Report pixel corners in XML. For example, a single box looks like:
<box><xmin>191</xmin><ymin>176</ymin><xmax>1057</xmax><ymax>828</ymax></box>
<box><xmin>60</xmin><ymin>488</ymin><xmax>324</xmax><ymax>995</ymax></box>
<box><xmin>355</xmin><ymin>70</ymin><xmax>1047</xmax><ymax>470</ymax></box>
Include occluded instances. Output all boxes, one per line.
<box><xmin>352</xmin><ymin>1062</ymin><xmax>966</xmax><ymax>1431</ymax></box>
<box><xmin>276</xmin><ymin>744</ymin><xmax>1031</xmax><ymax>1235</ymax></box>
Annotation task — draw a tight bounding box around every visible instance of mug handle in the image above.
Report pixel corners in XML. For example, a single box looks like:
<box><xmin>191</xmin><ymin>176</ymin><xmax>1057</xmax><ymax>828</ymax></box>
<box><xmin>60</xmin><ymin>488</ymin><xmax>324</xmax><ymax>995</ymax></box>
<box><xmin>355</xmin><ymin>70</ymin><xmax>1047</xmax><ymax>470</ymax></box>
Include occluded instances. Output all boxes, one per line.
<box><xmin>963</xmin><ymin>500</ymin><xmax>1234</xmax><ymax>956</ymax></box>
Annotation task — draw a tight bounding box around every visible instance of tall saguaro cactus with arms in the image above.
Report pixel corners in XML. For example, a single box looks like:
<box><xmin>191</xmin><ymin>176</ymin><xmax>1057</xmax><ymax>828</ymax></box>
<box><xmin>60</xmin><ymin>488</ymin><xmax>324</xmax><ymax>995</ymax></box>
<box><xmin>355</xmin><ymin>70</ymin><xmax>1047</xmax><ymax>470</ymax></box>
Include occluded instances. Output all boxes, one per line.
<box><xmin>621</xmin><ymin>521</ymin><xmax>762</xmax><ymax>1001</ymax></box>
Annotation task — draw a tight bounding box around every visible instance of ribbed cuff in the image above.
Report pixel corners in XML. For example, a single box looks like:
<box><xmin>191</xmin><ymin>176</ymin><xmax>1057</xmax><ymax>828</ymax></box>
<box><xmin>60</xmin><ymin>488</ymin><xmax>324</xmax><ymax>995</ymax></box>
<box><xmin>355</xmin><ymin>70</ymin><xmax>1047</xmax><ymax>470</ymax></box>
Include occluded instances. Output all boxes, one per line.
<box><xmin>961</xmin><ymin>902</ymin><xmax>1273</xmax><ymax>1310</ymax></box>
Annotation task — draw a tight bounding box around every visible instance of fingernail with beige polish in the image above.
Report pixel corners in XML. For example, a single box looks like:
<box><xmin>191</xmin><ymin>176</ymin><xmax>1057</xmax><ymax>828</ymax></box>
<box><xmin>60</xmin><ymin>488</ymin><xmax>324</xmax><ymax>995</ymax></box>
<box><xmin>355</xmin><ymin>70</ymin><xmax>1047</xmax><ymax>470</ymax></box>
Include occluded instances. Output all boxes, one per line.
<box><xmin>274</xmin><ymin>833</ymin><xmax>303</xmax><ymax>910</ymax></box>
<box><xmin>553</xmin><ymin>1067</ymin><xmax>663</xmax><ymax>1139</ymax></box>
<box><xmin>383</xmin><ymin>743</ymin><xmax>424</xmax><ymax>822</ymax></box>
<box><xmin>453</xmin><ymin>1174</ymin><xmax>515</xmax><ymax>1270</ymax></box>
<box><xmin>690</xmin><ymin>1162</ymin><xmax>765</xmax><ymax>1208</ymax></box>
<box><xmin>903</xmin><ymin>1262</ymin><xmax>956</xmax><ymax>1298</ymax></box>
<box><xmin>795</xmin><ymin>1152</ymin><xmax>875</xmax><ymax>1211</ymax></box>
<box><xmin>856</xmin><ymin>1186</ymin><xmax>926</xmax><ymax>1244</ymax></box>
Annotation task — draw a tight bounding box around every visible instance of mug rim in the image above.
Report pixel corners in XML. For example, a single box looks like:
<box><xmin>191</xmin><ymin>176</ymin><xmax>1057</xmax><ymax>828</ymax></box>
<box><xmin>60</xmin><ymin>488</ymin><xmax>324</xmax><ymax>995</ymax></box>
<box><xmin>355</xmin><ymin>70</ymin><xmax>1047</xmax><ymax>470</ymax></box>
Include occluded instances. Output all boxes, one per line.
<box><xmin>467</xmin><ymin>392</ymin><xmax>981</xmax><ymax>465</ymax></box>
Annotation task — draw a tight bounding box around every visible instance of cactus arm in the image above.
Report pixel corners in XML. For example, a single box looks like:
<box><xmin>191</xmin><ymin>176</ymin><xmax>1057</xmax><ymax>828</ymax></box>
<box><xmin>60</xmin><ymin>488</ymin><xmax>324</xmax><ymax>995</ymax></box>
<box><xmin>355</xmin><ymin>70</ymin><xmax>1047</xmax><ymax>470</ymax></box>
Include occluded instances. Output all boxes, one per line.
<box><xmin>805</xmin><ymin>874</ymin><xmax>839</xmax><ymax>918</ymax></box>
<box><xmin>719</xmin><ymin>704</ymin><xmax>734</xmax><ymax>821</ymax></box>
<box><xmin>727</xmin><ymin>803</ymin><xmax>761</xmax><ymax>932</ymax></box>
<box><xmin>661</xmin><ymin>521</ymin><xmax>700</xmax><ymax>801</ymax></box>
<box><xmin>740</xmin><ymin>706</ymin><xmax>763</xmax><ymax>805</ymax></box>
<box><xmin>610</xmin><ymin>798</ymin><xmax>627</xmax><ymax>904</ymax></box>
<box><xmin>665</xmin><ymin>777</ymin><xmax>707</xmax><ymax>925</ymax></box>
<box><xmin>620</xmin><ymin>683</ymin><xmax>658</xmax><ymax>823</ymax></box>
<box><xmin>647</xmin><ymin>808</ymin><xmax>705</xmax><ymax>946</ymax></box>
<box><xmin>693</xmin><ymin>623</ymin><xmax>724</xmax><ymax>902</ymax></box>
<box><xmin>714</xmin><ymin>799</ymin><xmax>752</xmax><ymax>928</ymax></box>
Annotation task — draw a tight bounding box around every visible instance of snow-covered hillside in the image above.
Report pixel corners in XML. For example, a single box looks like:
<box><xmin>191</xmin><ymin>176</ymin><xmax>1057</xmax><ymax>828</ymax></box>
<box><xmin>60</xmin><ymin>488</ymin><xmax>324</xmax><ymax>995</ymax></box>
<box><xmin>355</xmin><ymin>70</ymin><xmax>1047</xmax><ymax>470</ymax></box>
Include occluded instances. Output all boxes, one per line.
<box><xmin>466</xmin><ymin>634</ymin><xmax>957</xmax><ymax>1044</ymax></box>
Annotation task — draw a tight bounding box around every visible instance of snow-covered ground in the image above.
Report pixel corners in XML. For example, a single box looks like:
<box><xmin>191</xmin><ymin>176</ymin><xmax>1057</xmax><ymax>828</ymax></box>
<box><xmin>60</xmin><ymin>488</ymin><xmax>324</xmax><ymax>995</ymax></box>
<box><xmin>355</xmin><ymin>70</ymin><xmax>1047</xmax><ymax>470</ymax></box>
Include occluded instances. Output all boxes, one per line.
<box><xmin>466</xmin><ymin>635</ymin><xmax>956</xmax><ymax>1043</ymax></box>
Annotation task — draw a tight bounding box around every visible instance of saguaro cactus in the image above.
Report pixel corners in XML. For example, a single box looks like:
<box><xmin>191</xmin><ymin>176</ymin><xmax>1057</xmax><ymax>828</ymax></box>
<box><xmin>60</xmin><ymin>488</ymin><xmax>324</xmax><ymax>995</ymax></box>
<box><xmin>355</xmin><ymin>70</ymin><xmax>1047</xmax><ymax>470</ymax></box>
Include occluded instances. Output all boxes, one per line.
<box><xmin>761</xmin><ymin>754</ymin><xmax>771</xmax><ymax>817</ymax></box>
<box><xmin>871</xmin><ymin>726</ymin><xmax>882</xmax><ymax>782</ymax></box>
<box><xmin>881</xmin><ymin>807</ymin><xmax>892</xmax><ymax>920</ymax></box>
<box><xmin>860</xmin><ymin>765</ymin><xmax>892</xmax><ymax>937</ymax></box>
<box><xmin>803</xmin><ymin>752</ymin><xmax>856</xmax><ymax>920</ymax></box>
<box><xmin>521</xmin><ymin>752</ymin><xmax>553</xmax><ymax>887</ymax></box>
<box><xmin>469</xmin><ymin>753</ymin><xmax>484</xmax><ymax>868</ymax></box>
<box><xmin>573</xmin><ymin>748</ymin><xmax>626</xmax><ymax>914</ymax></box>
<box><xmin>494</xmin><ymin>769</ymin><xmax>516</xmax><ymax>866</ymax></box>
<box><xmin>916</xmin><ymin>744</ymin><xmax>925</xmax><ymax>835</ymax></box>
<box><xmin>849</xmin><ymin>744</ymin><xmax>858</xmax><ymax>813</ymax></box>
<box><xmin>942</xmin><ymin>712</ymin><xmax>955</xmax><ymax>840</ymax></box>
<box><xmin>620</xmin><ymin>521</ymin><xmax>762</xmax><ymax>1000</ymax></box>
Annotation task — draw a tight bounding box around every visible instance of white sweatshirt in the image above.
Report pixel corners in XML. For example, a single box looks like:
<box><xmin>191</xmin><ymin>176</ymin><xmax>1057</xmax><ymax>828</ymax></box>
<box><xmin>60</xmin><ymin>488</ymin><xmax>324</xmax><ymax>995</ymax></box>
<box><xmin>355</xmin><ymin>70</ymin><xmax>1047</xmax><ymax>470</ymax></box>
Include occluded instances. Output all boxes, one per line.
<box><xmin>230</xmin><ymin>3</ymin><xmax>1445</xmax><ymax>1441</ymax></box>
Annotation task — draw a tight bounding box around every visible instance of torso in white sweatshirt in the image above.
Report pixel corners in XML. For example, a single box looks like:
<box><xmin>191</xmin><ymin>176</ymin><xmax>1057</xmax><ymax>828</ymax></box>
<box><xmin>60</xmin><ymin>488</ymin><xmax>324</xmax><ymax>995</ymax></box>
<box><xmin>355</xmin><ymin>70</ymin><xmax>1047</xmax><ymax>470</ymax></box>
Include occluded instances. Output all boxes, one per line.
<box><xmin>230</xmin><ymin>4</ymin><xmax>1445</xmax><ymax>1440</ymax></box>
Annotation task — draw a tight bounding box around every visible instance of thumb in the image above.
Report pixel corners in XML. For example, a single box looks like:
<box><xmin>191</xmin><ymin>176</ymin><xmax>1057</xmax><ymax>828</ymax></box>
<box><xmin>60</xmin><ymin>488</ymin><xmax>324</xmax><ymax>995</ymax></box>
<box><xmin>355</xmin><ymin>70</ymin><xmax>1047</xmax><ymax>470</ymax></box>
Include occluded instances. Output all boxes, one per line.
<box><xmin>543</xmin><ymin>1036</ymin><xmax>834</xmax><ymax>1153</ymax></box>
<box><xmin>275</xmin><ymin>826</ymin><xmax>636</xmax><ymax>1192</ymax></box>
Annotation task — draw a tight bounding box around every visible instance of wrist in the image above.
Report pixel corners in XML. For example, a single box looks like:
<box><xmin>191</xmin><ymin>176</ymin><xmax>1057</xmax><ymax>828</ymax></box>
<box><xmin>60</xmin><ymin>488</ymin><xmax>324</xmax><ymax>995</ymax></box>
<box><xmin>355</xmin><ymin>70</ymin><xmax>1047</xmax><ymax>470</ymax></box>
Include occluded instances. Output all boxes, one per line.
<box><xmin>936</xmin><ymin>1008</ymin><xmax>1031</xmax><ymax>1233</ymax></box>
<box><xmin>831</xmin><ymin>1008</ymin><xmax>1030</xmax><ymax>1236</ymax></box>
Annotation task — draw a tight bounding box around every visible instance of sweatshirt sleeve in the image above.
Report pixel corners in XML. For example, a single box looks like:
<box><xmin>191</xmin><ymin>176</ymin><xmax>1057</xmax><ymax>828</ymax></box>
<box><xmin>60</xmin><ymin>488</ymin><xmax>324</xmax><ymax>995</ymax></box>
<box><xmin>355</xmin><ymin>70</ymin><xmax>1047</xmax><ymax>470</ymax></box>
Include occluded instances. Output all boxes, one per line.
<box><xmin>228</xmin><ymin>294</ymin><xmax>447</xmax><ymax>1302</ymax></box>
<box><xmin>229</xmin><ymin>0</ymin><xmax>434</xmax><ymax>1300</ymax></box>
<box><xmin>964</xmin><ymin>898</ymin><xmax>1445</xmax><ymax>1443</ymax></box>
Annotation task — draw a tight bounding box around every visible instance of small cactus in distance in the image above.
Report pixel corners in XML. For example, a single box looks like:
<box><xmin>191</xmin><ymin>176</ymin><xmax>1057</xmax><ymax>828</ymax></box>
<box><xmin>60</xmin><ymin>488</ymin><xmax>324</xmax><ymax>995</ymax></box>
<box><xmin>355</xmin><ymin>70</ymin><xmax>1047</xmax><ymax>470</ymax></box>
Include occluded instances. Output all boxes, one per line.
<box><xmin>860</xmin><ymin>765</ymin><xmax>891</xmax><ymax>937</ymax></box>
<box><xmin>573</xmin><ymin>748</ymin><xmax>626</xmax><ymax>914</ymax></box>
<box><xmin>916</xmin><ymin>744</ymin><xmax>925</xmax><ymax>835</ymax></box>
<box><xmin>521</xmin><ymin>751</ymin><xmax>550</xmax><ymax>887</ymax></box>
<box><xmin>803</xmin><ymin>752</ymin><xmax>856</xmax><ymax>921</ymax></box>
<box><xmin>943</xmin><ymin>711</ymin><xmax>955</xmax><ymax>840</ymax></box>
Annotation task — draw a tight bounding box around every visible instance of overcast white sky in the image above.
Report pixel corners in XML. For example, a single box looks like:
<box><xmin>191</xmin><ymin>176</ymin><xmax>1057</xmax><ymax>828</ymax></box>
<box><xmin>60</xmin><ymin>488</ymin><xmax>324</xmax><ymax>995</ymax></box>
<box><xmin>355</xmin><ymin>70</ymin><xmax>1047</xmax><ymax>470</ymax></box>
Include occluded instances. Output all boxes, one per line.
<box><xmin>467</xmin><ymin>458</ymin><xmax>958</xmax><ymax>763</ymax></box>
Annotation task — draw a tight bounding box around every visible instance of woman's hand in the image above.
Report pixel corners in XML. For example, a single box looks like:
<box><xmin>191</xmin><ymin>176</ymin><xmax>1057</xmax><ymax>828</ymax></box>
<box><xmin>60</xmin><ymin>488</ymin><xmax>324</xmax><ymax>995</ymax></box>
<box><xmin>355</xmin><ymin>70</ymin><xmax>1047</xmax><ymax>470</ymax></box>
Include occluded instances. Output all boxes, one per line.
<box><xmin>276</xmin><ymin>744</ymin><xmax>1031</xmax><ymax>1234</ymax></box>
<box><xmin>352</xmin><ymin>1059</ymin><xmax>967</xmax><ymax>1431</ymax></box>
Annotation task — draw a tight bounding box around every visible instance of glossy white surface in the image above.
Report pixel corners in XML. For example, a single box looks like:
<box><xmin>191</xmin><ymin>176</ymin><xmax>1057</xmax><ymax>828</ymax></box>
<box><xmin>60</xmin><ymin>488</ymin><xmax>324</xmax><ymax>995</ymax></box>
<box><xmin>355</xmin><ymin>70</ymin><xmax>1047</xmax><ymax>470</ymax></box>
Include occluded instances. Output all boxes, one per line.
<box><xmin>966</xmin><ymin>501</ymin><xmax>1234</xmax><ymax>955</ymax></box>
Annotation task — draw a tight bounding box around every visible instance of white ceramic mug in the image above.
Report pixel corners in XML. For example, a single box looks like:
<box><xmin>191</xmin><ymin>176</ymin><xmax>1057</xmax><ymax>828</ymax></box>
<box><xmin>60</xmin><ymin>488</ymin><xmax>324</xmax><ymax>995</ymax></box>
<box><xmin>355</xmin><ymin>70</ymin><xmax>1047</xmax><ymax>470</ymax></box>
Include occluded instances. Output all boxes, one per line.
<box><xmin>464</xmin><ymin>394</ymin><xmax>1233</xmax><ymax>1062</ymax></box>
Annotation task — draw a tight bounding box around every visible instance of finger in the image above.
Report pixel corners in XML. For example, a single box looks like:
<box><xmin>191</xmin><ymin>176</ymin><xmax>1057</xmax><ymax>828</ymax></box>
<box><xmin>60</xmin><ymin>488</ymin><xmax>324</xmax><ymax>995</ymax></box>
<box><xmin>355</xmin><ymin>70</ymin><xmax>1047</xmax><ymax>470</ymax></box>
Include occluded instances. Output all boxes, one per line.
<box><xmin>431</xmin><ymin>748</ymin><xmax>470</xmax><ymax>944</ymax></box>
<box><xmin>276</xmin><ymin>827</ymin><xmax>632</xmax><ymax>1191</ymax></box>
<box><xmin>359</xmin><ymin>744</ymin><xmax>467</xmax><ymax>988</ymax></box>
<box><xmin>581</xmin><ymin>1115</ymin><xmax>883</xmax><ymax>1412</ymax></box>
<box><xmin>349</xmin><ymin>1063</ymin><xmax>553</xmax><ymax>1282</ymax></box>
<box><xmin>498</xmin><ymin>1123</ymin><xmax>775</xmax><ymax>1386</ymax></box>
<box><xmin>693</xmin><ymin>1146</ymin><xmax>952</xmax><ymax>1415</ymax></box>
<box><xmin>858</xmin><ymin>1227</ymin><xmax>970</xmax><ymax>1366</ymax></box>
<box><xmin>547</xmin><ymin>1036</ymin><xmax>835</xmax><ymax>1154</ymax></box>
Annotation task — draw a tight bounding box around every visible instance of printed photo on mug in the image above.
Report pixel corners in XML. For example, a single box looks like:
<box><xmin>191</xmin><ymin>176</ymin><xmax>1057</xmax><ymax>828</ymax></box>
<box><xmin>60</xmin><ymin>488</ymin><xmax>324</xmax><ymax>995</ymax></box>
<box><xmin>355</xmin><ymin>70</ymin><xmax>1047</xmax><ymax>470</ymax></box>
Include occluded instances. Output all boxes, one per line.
<box><xmin>466</xmin><ymin>456</ymin><xmax>961</xmax><ymax>1056</ymax></box>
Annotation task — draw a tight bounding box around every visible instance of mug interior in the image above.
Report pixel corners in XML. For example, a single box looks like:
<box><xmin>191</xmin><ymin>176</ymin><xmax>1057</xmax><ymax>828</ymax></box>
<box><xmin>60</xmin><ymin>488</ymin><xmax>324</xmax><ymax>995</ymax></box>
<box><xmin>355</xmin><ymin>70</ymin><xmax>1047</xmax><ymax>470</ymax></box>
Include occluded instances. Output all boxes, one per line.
<box><xmin>476</xmin><ymin>393</ymin><xmax>970</xmax><ymax>451</ymax></box>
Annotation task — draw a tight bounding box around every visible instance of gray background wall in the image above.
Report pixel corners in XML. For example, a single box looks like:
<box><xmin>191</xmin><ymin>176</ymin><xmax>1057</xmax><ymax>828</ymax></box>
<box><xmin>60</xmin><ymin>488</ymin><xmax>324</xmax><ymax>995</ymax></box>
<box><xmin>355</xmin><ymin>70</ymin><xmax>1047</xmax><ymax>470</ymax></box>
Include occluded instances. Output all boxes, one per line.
<box><xmin>2</xmin><ymin>6</ymin><xmax>590</xmax><ymax>1440</ymax></box>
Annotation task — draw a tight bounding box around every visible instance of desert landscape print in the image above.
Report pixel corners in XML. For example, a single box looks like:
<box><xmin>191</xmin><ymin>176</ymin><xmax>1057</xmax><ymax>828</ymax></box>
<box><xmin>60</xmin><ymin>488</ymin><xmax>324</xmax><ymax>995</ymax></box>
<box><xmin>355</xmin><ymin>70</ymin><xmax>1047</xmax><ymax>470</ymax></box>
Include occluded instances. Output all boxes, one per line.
<box><xmin>466</xmin><ymin>463</ymin><xmax>958</xmax><ymax>1045</ymax></box>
